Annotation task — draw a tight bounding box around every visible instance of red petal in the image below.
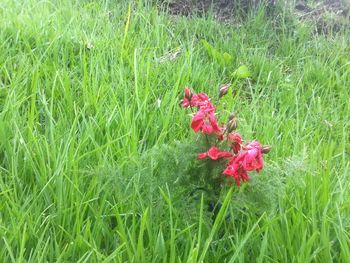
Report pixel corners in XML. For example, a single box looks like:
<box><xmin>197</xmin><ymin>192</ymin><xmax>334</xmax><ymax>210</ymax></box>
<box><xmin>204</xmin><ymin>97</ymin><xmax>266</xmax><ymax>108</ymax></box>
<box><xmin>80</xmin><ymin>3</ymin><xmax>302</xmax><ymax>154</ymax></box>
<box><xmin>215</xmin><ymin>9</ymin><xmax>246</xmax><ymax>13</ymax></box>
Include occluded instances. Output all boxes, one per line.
<box><xmin>197</xmin><ymin>93</ymin><xmax>209</xmax><ymax>101</ymax></box>
<box><xmin>207</xmin><ymin>146</ymin><xmax>219</xmax><ymax>160</ymax></box>
<box><xmin>191</xmin><ymin>111</ymin><xmax>205</xmax><ymax>132</ymax></box>
<box><xmin>197</xmin><ymin>153</ymin><xmax>207</xmax><ymax>159</ymax></box>
<box><xmin>202</xmin><ymin>123</ymin><xmax>214</xmax><ymax>134</ymax></box>
<box><xmin>208</xmin><ymin>113</ymin><xmax>221</xmax><ymax>133</ymax></box>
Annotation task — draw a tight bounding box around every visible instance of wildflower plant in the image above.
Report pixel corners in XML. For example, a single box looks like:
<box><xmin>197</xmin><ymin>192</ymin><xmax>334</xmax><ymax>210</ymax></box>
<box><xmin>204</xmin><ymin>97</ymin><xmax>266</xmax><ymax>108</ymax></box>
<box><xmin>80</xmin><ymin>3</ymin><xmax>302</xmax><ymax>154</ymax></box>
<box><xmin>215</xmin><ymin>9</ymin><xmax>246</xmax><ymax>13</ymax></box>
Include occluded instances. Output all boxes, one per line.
<box><xmin>180</xmin><ymin>86</ymin><xmax>272</xmax><ymax>204</ymax></box>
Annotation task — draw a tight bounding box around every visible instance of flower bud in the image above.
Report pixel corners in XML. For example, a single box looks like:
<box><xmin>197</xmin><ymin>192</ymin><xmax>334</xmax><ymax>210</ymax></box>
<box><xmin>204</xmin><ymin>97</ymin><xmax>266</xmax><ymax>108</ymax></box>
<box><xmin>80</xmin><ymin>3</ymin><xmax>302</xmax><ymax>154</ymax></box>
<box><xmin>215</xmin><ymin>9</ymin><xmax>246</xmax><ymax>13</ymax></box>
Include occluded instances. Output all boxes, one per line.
<box><xmin>226</xmin><ymin>113</ymin><xmax>237</xmax><ymax>133</ymax></box>
<box><xmin>184</xmin><ymin>87</ymin><xmax>192</xmax><ymax>100</ymax></box>
<box><xmin>228</xmin><ymin>112</ymin><xmax>235</xmax><ymax>121</ymax></box>
<box><xmin>261</xmin><ymin>145</ymin><xmax>272</xmax><ymax>154</ymax></box>
<box><xmin>219</xmin><ymin>83</ymin><xmax>231</xmax><ymax>98</ymax></box>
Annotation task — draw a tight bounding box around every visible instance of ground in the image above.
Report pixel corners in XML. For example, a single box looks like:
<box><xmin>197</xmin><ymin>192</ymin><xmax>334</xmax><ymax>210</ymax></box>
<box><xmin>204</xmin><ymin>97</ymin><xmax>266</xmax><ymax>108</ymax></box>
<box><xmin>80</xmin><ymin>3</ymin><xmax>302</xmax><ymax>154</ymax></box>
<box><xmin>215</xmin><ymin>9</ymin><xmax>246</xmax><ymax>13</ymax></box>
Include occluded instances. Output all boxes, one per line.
<box><xmin>166</xmin><ymin>0</ymin><xmax>349</xmax><ymax>32</ymax></box>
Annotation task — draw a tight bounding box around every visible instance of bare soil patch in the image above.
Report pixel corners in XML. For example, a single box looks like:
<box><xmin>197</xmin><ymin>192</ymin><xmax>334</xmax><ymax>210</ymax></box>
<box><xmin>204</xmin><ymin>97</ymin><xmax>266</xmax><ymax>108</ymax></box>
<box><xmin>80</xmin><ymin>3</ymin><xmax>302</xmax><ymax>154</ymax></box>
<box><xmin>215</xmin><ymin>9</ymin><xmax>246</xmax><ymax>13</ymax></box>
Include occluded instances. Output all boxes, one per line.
<box><xmin>163</xmin><ymin>0</ymin><xmax>349</xmax><ymax>32</ymax></box>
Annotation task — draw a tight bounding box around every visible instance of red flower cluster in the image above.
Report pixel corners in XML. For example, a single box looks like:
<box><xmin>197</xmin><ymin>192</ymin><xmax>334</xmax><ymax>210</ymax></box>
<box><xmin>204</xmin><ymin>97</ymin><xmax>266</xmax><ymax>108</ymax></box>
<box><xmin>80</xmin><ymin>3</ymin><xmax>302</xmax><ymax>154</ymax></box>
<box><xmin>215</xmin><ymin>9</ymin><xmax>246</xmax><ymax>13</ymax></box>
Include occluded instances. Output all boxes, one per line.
<box><xmin>181</xmin><ymin>88</ymin><xmax>222</xmax><ymax>135</ymax></box>
<box><xmin>181</xmin><ymin>88</ymin><xmax>270</xmax><ymax>187</ymax></box>
<box><xmin>223</xmin><ymin>141</ymin><xmax>264</xmax><ymax>186</ymax></box>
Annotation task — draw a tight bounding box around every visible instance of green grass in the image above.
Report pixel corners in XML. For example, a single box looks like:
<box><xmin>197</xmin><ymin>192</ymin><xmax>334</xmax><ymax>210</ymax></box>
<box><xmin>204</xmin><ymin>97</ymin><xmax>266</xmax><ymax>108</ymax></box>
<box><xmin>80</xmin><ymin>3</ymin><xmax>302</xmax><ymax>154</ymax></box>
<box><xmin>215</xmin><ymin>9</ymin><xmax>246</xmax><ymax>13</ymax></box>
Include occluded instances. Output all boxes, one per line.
<box><xmin>0</xmin><ymin>0</ymin><xmax>350</xmax><ymax>261</ymax></box>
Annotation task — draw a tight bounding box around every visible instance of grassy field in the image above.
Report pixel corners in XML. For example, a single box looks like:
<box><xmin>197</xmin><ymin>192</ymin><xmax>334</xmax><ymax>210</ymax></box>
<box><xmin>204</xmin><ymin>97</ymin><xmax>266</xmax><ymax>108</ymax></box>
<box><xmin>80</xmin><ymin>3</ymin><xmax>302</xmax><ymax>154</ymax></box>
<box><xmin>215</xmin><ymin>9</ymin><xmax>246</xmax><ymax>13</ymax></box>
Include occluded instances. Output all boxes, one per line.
<box><xmin>1</xmin><ymin>0</ymin><xmax>350</xmax><ymax>262</ymax></box>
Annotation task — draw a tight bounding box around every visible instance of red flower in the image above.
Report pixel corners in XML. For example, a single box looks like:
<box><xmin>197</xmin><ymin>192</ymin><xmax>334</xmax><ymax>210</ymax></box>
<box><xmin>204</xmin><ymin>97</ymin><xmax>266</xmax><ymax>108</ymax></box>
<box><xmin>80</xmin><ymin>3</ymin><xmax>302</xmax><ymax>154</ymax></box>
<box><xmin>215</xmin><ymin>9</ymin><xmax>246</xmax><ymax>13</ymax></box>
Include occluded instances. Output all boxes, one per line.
<box><xmin>227</xmin><ymin>132</ymin><xmax>242</xmax><ymax>154</ymax></box>
<box><xmin>191</xmin><ymin>107</ymin><xmax>221</xmax><ymax>134</ymax></box>
<box><xmin>223</xmin><ymin>156</ymin><xmax>250</xmax><ymax>187</ymax></box>
<box><xmin>190</xmin><ymin>93</ymin><xmax>210</xmax><ymax>107</ymax></box>
<box><xmin>242</xmin><ymin>141</ymin><xmax>264</xmax><ymax>172</ymax></box>
<box><xmin>181</xmin><ymin>90</ymin><xmax>210</xmax><ymax>108</ymax></box>
<box><xmin>181</xmin><ymin>89</ymin><xmax>221</xmax><ymax>135</ymax></box>
<box><xmin>198</xmin><ymin>146</ymin><xmax>232</xmax><ymax>160</ymax></box>
<box><xmin>223</xmin><ymin>141</ymin><xmax>264</xmax><ymax>186</ymax></box>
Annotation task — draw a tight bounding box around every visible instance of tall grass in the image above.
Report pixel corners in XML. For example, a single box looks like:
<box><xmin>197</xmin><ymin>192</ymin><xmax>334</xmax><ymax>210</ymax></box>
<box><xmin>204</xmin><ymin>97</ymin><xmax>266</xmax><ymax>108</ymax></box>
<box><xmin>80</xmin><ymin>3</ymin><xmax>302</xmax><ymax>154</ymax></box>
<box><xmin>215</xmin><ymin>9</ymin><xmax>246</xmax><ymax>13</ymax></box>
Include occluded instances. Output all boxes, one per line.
<box><xmin>0</xmin><ymin>0</ymin><xmax>349</xmax><ymax>261</ymax></box>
